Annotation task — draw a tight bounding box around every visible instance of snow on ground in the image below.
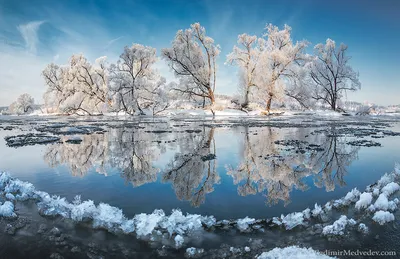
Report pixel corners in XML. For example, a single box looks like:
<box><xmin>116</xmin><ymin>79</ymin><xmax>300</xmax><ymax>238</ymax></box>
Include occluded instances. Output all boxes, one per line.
<box><xmin>257</xmin><ymin>246</ymin><xmax>335</xmax><ymax>259</ymax></box>
<box><xmin>0</xmin><ymin>163</ymin><xmax>400</xmax><ymax>248</ymax></box>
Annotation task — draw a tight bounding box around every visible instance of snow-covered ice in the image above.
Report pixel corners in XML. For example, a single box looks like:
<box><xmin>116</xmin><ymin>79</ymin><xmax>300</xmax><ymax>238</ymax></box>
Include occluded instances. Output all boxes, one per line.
<box><xmin>355</xmin><ymin>192</ymin><xmax>373</xmax><ymax>210</ymax></box>
<box><xmin>236</xmin><ymin>216</ymin><xmax>256</xmax><ymax>231</ymax></box>
<box><xmin>322</xmin><ymin>215</ymin><xmax>356</xmax><ymax>236</ymax></box>
<box><xmin>0</xmin><ymin>201</ymin><xmax>16</xmax><ymax>217</ymax></box>
<box><xmin>372</xmin><ymin>211</ymin><xmax>395</xmax><ymax>225</ymax></box>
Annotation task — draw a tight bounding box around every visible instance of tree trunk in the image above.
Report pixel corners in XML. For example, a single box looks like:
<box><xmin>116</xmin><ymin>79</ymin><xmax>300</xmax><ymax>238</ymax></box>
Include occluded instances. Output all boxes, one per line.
<box><xmin>266</xmin><ymin>93</ymin><xmax>273</xmax><ymax>113</ymax></box>
<box><xmin>208</xmin><ymin>88</ymin><xmax>215</xmax><ymax>105</ymax></box>
<box><xmin>242</xmin><ymin>88</ymin><xmax>250</xmax><ymax>108</ymax></box>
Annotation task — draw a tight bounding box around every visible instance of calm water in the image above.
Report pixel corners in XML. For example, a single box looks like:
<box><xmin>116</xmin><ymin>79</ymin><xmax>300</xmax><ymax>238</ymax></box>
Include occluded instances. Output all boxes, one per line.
<box><xmin>1</xmin><ymin>114</ymin><xmax>399</xmax><ymax>221</ymax></box>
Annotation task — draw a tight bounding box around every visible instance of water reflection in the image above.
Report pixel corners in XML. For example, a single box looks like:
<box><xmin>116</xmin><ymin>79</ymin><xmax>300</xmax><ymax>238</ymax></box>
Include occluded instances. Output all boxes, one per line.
<box><xmin>227</xmin><ymin>126</ymin><xmax>359</xmax><ymax>205</ymax></box>
<box><xmin>43</xmin><ymin>123</ymin><xmax>360</xmax><ymax>207</ymax></box>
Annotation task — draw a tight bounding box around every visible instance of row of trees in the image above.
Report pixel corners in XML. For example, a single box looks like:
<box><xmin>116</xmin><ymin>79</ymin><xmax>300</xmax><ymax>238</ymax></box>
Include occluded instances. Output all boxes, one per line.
<box><xmin>38</xmin><ymin>22</ymin><xmax>360</xmax><ymax>115</ymax></box>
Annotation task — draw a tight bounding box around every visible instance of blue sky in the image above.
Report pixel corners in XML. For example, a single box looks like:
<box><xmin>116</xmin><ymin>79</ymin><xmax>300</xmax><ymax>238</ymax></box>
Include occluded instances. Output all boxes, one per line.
<box><xmin>0</xmin><ymin>0</ymin><xmax>399</xmax><ymax>106</ymax></box>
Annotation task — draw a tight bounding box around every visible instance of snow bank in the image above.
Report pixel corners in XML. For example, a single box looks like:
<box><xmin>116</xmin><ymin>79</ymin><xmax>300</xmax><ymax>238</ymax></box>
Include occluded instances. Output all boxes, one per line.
<box><xmin>322</xmin><ymin>215</ymin><xmax>356</xmax><ymax>236</ymax></box>
<box><xmin>372</xmin><ymin>211</ymin><xmax>395</xmax><ymax>225</ymax></box>
<box><xmin>257</xmin><ymin>246</ymin><xmax>335</xmax><ymax>259</ymax></box>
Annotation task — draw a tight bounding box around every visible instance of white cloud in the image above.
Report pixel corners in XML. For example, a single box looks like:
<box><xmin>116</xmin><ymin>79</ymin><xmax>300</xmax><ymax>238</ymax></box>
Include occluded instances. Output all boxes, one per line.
<box><xmin>17</xmin><ymin>21</ymin><xmax>45</xmax><ymax>53</ymax></box>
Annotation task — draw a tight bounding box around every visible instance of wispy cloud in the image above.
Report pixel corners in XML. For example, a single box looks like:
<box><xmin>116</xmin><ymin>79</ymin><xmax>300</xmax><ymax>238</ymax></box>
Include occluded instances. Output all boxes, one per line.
<box><xmin>17</xmin><ymin>20</ymin><xmax>45</xmax><ymax>53</ymax></box>
<box><xmin>105</xmin><ymin>36</ymin><xmax>124</xmax><ymax>50</ymax></box>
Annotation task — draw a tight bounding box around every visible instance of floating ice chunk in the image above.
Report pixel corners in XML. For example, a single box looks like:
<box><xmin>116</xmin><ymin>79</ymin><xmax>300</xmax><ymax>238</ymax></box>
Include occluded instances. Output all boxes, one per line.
<box><xmin>322</xmin><ymin>215</ymin><xmax>355</xmax><ymax>236</ymax></box>
<box><xmin>0</xmin><ymin>201</ymin><xmax>16</xmax><ymax>217</ymax></box>
<box><xmin>334</xmin><ymin>188</ymin><xmax>360</xmax><ymax>207</ymax></box>
<box><xmin>272</xmin><ymin>217</ymin><xmax>282</xmax><ymax>226</ymax></box>
<box><xmin>358</xmin><ymin>223</ymin><xmax>369</xmax><ymax>234</ymax></box>
<box><xmin>92</xmin><ymin>203</ymin><xmax>126</xmax><ymax>230</ymax></box>
<box><xmin>395</xmin><ymin>162</ymin><xmax>400</xmax><ymax>174</ymax></box>
<box><xmin>381</xmin><ymin>182</ymin><xmax>400</xmax><ymax>196</ymax></box>
<box><xmin>374</xmin><ymin>193</ymin><xmax>389</xmax><ymax>211</ymax></box>
<box><xmin>4</xmin><ymin>179</ymin><xmax>36</xmax><ymax>200</ymax></box>
<box><xmin>70</xmin><ymin>198</ymin><xmax>97</xmax><ymax>222</ymax></box>
<box><xmin>387</xmin><ymin>201</ymin><xmax>398</xmax><ymax>211</ymax></box>
<box><xmin>282</xmin><ymin>212</ymin><xmax>306</xmax><ymax>230</ymax></box>
<box><xmin>159</xmin><ymin>209</ymin><xmax>203</xmax><ymax>236</ymax></box>
<box><xmin>377</xmin><ymin>173</ymin><xmax>395</xmax><ymax>188</ymax></box>
<box><xmin>302</xmin><ymin>208</ymin><xmax>311</xmax><ymax>219</ymax></box>
<box><xmin>185</xmin><ymin>247</ymin><xmax>204</xmax><ymax>258</ymax></box>
<box><xmin>230</xmin><ymin>247</ymin><xmax>241</xmax><ymax>254</ymax></box>
<box><xmin>134</xmin><ymin>209</ymin><xmax>165</xmax><ymax>236</ymax></box>
<box><xmin>311</xmin><ymin>203</ymin><xmax>323</xmax><ymax>217</ymax></box>
<box><xmin>201</xmin><ymin>215</ymin><xmax>216</xmax><ymax>228</ymax></box>
<box><xmin>174</xmin><ymin>234</ymin><xmax>184</xmax><ymax>248</ymax></box>
<box><xmin>236</xmin><ymin>217</ymin><xmax>256</xmax><ymax>232</ymax></box>
<box><xmin>245</xmin><ymin>246</ymin><xmax>251</xmax><ymax>252</ymax></box>
<box><xmin>37</xmin><ymin>195</ymin><xmax>71</xmax><ymax>217</ymax></box>
<box><xmin>324</xmin><ymin>202</ymin><xmax>332</xmax><ymax>211</ymax></box>
<box><xmin>120</xmin><ymin>219</ymin><xmax>135</xmax><ymax>233</ymax></box>
<box><xmin>5</xmin><ymin>193</ymin><xmax>15</xmax><ymax>200</ymax></box>
<box><xmin>355</xmin><ymin>192</ymin><xmax>373</xmax><ymax>210</ymax></box>
<box><xmin>0</xmin><ymin>172</ymin><xmax>11</xmax><ymax>187</ymax></box>
<box><xmin>257</xmin><ymin>245</ymin><xmax>335</xmax><ymax>259</ymax></box>
<box><xmin>372</xmin><ymin>211</ymin><xmax>395</xmax><ymax>225</ymax></box>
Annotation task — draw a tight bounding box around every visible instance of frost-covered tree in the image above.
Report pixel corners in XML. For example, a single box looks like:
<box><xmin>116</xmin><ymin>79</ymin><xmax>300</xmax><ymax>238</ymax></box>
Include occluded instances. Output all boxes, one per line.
<box><xmin>255</xmin><ymin>24</ymin><xmax>309</xmax><ymax>113</ymax></box>
<box><xmin>109</xmin><ymin>44</ymin><xmax>170</xmax><ymax>115</ymax></box>
<box><xmin>309</xmin><ymin>39</ymin><xmax>361</xmax><ymax>111</ymax></box>
<box><xmin>226</xmin><ymin>34</ymin><xmax>264</xmax><ymax>108</ymax></box>
<box><xmin>8</xmin><ymin>93</ymin><xmax>35</xmax><ymax>114</ymax></box>
<box><xmin>42</xmin><ymin>55</ymin><xmax>109</xmax><ymax>115</ymax></box>
<box><xmin>162</xmin><ymin>23</ymin><xmax>220</xmax><ymax>106</ymax></box>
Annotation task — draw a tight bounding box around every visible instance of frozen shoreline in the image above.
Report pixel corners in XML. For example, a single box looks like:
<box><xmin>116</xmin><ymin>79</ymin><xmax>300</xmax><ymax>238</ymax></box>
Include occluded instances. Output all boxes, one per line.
<box><xmin>1</xmin><ymin>163</ymin><xmax>399</xmax><ymax>257</ymax></box>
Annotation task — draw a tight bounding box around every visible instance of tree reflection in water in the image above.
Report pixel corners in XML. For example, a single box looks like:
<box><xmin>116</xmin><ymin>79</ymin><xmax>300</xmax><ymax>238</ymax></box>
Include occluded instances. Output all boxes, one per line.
<box><xmin>43</xmin><ymin>123</ymin><xmax>359</xmax><ymax>208</ymax></box>
<box><xmin>227</xmin><ymin>126</ymin><xmax>359</xmax><ymax>206</ymax></box>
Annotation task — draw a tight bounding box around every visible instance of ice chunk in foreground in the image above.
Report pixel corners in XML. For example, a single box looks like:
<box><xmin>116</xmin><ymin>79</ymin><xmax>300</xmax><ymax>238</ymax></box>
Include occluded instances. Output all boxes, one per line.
<box><xmin>281</xmin><ymin>212</ymin><xmax>306</xmax><ymax>230</ymax></box>
<box><xmin>374</xmin><ymin>193</ymin><xmax>390</xmax><ymax>211</ymax></box>
<box><xmin>92</xmin><ymin>203</ymin><xmax>126</xmax><ymax>230</ymax></box>
<box><xmin>159</xmin><ymin>209</ymin><xmax>204</xmax><ymax>236</ymax></box>
<box><xmin>185</xmin><ymin>247</ymin><xmax>204</xmax><ymax>258</ymax></box>
<box><xmin>355</xmin><ymin>192</ymin><xmax>373</xmax><ymax>210</ymax></box>
<box><xmin>381</xmin><ymin>182</ymin><xmax>400</xmax><ymax>196</ymax></box>
<box><xmin>70</xmin><ymin>198</ymin><xmax>97</xmax><ymax>222</ymax></box>
<box><xmin>257</xmin><ymin>246</ymin><xmax>335</xmax><ymax>259</ymax></box>
<box><xmin>334</xmin><ymin>188</ymin><xmax>360</xmax><ymax>207</ymax></box>
<box><xmin>322</xmin><ymin>215</ymin><xmax>356</xmax><ymax>236</ymax></box>
<box><xmin>134</xmin><ymin>209</ymin><xmax>165</xmax><ymax>236</ymax></box>
<box><xmin>174</xmin><ymin>234</ymin><xmax>184</xmax><ymax>248</ymax></box>
<box><xmin>0</xmin><ymin>201</ymin><xmax>16</xmax><ymax>217</ymax></box>
<box><xmin>311</xmin><ymin>203</ymin><xmax>323</xmax><ymax>217</ymax></box>
<box><xmin>372</xmin><ymin>211</ymin><xmax>395</xmax><ymax>225</ymax></box>
<box><xmin>236</xmin><ymin>217</ymin><xmax>256</xmax><ymax>231</ymax></box>
<box><xmin>358</xmin><ymin>223</ymin><xmax>369</xmax><ymax>234</ymax></box>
